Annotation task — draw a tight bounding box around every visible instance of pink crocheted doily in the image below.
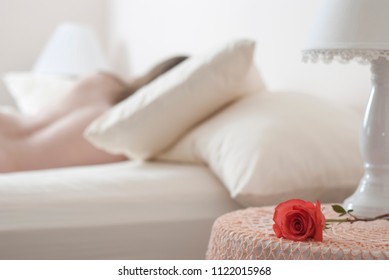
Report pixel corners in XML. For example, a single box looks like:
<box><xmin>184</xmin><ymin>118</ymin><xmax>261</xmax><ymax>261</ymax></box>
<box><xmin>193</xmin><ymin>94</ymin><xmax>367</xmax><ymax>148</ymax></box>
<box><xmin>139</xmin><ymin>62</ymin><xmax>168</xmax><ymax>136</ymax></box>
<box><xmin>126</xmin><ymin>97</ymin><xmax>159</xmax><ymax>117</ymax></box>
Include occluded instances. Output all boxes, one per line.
<box><xmin>206</xmin><ymin>206</ymin><xmax>389</xmax><ymax>260</ymax></box>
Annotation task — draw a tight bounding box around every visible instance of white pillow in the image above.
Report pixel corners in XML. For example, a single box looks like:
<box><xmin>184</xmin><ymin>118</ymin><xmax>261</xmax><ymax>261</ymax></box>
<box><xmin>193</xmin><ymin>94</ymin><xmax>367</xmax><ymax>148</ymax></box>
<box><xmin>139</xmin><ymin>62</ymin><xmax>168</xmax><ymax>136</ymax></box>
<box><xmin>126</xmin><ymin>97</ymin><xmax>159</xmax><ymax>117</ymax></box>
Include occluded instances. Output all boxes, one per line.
<box><xmin>159</xmin><ymin>92</ymin><xmax>364</xmax><ymax>207</ymax></box>
<box><xmin>84</xmin><ymin>39</ymin><xmax>264</xmax><ymax>159</ymax></box>
<box><xmin>3</xmin><ymin>72</ymin><xmax>76</xmax><ymax>114</ymax></box>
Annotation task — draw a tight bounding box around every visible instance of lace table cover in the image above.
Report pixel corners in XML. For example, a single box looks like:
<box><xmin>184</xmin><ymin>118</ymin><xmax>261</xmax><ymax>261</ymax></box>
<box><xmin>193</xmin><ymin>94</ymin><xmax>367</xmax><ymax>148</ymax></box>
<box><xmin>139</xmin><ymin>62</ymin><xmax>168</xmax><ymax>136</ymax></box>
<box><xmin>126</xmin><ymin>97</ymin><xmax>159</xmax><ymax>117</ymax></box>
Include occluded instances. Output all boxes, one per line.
<box><xmin>206</xmin><ymin>206</ymin><xmax>389</xmax><ymax>260</ymax></box>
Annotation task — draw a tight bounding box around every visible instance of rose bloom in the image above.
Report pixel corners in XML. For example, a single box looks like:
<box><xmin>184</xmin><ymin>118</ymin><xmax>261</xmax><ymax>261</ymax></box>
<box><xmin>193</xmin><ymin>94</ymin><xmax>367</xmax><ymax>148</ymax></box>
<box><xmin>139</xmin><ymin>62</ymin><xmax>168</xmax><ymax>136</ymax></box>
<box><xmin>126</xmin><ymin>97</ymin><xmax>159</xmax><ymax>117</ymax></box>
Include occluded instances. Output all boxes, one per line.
<box><xmin>272</xmin><ymin>199</ymin><xmax>325</xmax><ymax>242</ymax></box>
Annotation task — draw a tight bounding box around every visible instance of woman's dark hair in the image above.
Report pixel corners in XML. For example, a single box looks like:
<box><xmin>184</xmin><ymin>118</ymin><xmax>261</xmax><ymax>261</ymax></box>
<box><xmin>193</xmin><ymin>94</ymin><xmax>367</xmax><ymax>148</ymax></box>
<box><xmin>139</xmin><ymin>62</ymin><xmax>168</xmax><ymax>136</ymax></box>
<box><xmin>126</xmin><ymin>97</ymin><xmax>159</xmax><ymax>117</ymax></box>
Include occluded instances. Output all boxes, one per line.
<box><xmin>140</xmin><ymin>55</ymin><xmax>189</xmax><ymax>85</ymax></box>
<box><xmin>117</xmin><ymin>55</ymin><xmax>189</xmax><ymax>102</ymax></box>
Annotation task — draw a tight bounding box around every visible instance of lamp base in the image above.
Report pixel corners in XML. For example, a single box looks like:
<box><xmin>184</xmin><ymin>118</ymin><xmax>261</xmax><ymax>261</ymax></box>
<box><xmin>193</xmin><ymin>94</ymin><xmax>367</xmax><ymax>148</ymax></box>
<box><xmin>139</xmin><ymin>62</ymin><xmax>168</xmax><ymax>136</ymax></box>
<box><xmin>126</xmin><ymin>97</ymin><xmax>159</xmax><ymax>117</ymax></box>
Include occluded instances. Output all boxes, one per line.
<box><xmin>343</xmin><ymin>58</ymin><xmax>389</xmax><ymax>218</ymax></box>
<box><xmin>343</xmin><ymin>174</ymin><xmax>389</xmax><ymax>217</ymax></box>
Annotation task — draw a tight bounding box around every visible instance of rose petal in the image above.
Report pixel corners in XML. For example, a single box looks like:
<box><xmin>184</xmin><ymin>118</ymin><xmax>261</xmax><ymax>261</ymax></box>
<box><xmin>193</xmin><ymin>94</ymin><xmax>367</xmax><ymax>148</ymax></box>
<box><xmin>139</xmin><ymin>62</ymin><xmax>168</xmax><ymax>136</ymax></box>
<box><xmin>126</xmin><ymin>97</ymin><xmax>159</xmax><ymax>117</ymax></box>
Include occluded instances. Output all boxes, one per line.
<box><xmin>273</xmin><ymin>199</ymin><xmax>307</xmax><ymax>226</ymax></box>
<box><xmin>281</xmin><ymin>211</ymin><xmax>312</xmax><ymax>241</ymax></box>
<box><xmin>273</xmin><ymin>224</ymin><xmax>282</xmax><ymax>238</ymax></box>
<box><xmin>293</xmin><ymin>205</ymin><xmax>317</xmax><ymax>238</ymax></box>
<box><xmin>313</xmin><ymin>200</ymin><xmax>325</xmax><ymax>241</ymax></box>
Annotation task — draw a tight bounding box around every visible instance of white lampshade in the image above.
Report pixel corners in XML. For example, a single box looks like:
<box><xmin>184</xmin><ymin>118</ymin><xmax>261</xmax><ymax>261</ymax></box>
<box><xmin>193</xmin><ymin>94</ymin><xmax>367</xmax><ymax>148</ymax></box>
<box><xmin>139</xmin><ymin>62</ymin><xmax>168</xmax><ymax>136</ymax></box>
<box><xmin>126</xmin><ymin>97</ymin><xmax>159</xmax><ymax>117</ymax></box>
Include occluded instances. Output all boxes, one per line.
<box><xmin>33</xmin><ymin>22</ymin><xmax>109</xmax><ymax>77</ymax></box>
<box><xmin>303</xmin><ymin>0</ymin><xmax>389</xmax><ymax>63</ymax></box>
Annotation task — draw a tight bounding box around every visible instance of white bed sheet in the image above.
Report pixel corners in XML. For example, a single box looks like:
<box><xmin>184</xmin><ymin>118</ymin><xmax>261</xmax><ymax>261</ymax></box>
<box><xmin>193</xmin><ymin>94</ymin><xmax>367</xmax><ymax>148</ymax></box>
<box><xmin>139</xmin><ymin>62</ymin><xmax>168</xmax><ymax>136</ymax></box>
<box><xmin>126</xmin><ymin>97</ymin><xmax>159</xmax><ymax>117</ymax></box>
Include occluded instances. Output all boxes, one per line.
<box><xmin>0</xmin><ymin>161</ymin><xmax>240</xmax><ymax>259</ymax></box>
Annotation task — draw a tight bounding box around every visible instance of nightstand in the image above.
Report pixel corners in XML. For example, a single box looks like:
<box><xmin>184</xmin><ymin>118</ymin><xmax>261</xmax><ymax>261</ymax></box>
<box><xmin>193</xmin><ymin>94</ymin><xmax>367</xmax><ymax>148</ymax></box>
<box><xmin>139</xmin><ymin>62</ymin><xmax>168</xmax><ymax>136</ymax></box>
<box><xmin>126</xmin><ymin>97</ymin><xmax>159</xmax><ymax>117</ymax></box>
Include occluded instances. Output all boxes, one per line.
<box><xmin>206</xmin><ymin>205</ymin><xmax>389</xmax><ymax>260</ymax></box>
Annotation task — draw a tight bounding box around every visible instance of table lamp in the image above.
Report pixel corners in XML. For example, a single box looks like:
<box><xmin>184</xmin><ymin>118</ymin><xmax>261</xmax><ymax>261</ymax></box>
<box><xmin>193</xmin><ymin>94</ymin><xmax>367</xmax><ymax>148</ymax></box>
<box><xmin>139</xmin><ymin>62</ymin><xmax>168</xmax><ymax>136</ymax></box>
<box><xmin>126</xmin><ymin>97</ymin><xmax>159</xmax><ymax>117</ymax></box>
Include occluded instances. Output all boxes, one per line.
<box><xmin>302</xmin><ymin>0</ymin><xmax>389</xmax><ymax>217</ymax></box>
<box><xmin>33</xmin><ymin>22</ymin><xmax>109</xmax><ymax>77</ymax></box>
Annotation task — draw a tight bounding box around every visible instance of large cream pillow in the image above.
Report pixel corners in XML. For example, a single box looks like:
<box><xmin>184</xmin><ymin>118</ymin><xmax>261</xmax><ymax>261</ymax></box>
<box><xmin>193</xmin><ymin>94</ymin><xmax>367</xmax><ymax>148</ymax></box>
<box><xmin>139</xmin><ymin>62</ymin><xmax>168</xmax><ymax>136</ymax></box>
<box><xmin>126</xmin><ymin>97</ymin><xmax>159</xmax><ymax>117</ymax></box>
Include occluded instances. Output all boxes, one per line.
<box><xmin>159</xmin><ymin>92</ymin><xmax>363</xmax><ymax>206</ymax></box>
<box><xmin>3</xmin><ymin>72</ymin><xmax>76</xmax><ymax>114</ymax></box>
<box><xmin>84</xmin><ymin>39</ymin><xmax>264</xmax><ymax>159</ymax></box>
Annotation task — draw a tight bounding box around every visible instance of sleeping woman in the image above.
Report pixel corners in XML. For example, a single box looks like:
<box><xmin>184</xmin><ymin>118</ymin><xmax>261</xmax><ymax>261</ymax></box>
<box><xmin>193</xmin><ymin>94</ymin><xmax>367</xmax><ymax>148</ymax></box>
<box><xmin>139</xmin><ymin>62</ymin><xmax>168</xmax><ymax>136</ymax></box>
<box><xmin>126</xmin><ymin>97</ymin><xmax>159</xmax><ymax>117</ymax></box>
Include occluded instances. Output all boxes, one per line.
<box><xmin>0</xmin><ymin>56</ymin><xmax>188</xmax><ymax>173</ymax></box>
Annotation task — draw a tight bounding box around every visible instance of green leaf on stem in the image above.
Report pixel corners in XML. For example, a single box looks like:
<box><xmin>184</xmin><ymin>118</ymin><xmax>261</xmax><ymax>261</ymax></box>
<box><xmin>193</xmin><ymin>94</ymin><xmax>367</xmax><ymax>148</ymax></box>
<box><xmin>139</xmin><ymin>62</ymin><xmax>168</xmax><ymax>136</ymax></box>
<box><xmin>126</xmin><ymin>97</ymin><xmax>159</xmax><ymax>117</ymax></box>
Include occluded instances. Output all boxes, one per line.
<box><xmin>331</xmin><ymin>204</ymin><xmax>346</xmax><ymax>214</ymax></box>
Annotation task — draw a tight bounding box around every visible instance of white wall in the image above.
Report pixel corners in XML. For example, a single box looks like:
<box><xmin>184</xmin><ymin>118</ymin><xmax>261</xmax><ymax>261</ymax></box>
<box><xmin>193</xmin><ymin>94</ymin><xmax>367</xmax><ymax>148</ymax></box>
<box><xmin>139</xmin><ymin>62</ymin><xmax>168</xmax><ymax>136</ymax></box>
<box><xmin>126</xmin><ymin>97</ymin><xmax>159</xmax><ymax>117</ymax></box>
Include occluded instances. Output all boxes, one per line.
<box><xmin>0</xmin><ymin>0</ymin><xmax>108</xmax><ymax>105</ymax></box>
<box><xmin>1</xmin><ymin>0</ymin><xmax>372</xmax><ymax>112</ymax></box>
<box><xmin>108</xmin><ymin>0</ymin><xmax>371</xmax><ymax>113</ymax></box>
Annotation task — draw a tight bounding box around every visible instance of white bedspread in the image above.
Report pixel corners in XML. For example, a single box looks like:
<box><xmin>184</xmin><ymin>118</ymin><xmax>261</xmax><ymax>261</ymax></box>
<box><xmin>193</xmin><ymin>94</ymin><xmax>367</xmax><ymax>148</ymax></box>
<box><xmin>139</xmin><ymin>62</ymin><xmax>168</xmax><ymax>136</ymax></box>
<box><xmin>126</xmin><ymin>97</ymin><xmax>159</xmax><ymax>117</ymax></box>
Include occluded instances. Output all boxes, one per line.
<box><xmin>0</xmin><ymin>161</ymin><xmax>240</xmax><ymax>259</ymax></box>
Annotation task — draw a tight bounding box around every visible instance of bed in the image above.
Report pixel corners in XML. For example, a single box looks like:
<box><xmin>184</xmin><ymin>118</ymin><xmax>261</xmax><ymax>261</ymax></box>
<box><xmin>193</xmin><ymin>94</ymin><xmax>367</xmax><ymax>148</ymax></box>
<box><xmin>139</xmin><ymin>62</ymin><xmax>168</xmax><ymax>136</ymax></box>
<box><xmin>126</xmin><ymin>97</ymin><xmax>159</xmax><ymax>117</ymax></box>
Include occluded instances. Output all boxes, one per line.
<box><xmin>0</xmin><ymin>39</ymin><xmax>363</xmax><ymax>260</ymax></box>
<box><xmin>0</xmin><ymin>161</ymin><xmax>240</xmax><ymax>259</ymax></box>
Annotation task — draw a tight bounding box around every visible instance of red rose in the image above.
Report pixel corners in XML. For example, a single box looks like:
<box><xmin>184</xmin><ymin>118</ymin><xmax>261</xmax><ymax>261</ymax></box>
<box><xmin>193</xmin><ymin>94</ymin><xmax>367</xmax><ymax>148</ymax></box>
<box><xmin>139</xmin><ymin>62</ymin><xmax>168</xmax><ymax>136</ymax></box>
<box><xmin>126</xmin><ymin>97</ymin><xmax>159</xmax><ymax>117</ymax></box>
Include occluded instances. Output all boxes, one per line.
<box><xmin>272</xmin><ymin>199</ymin><xmax>325</xmax><ymax>242</ymax></box>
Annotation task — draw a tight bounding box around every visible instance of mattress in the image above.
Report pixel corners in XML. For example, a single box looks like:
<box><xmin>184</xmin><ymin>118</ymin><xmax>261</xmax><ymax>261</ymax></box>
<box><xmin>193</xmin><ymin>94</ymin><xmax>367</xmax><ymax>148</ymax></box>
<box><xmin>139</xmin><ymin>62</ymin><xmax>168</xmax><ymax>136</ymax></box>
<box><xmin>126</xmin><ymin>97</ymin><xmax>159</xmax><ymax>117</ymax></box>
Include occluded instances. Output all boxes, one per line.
<box><xmin>0</xmin><ymin>161</ymin><xmax>241</xmax><ymax>259</ymax></box>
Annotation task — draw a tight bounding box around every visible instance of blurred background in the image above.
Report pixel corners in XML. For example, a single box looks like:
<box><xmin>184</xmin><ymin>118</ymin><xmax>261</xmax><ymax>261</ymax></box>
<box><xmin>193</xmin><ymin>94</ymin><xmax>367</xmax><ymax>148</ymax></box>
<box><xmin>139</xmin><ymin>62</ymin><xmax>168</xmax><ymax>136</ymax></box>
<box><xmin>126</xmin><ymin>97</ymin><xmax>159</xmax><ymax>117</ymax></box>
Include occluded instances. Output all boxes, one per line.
<box><xmin>0</xmin><ymin>0</ymin><xmax>370</xmax><ymax>112</ymax></box>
